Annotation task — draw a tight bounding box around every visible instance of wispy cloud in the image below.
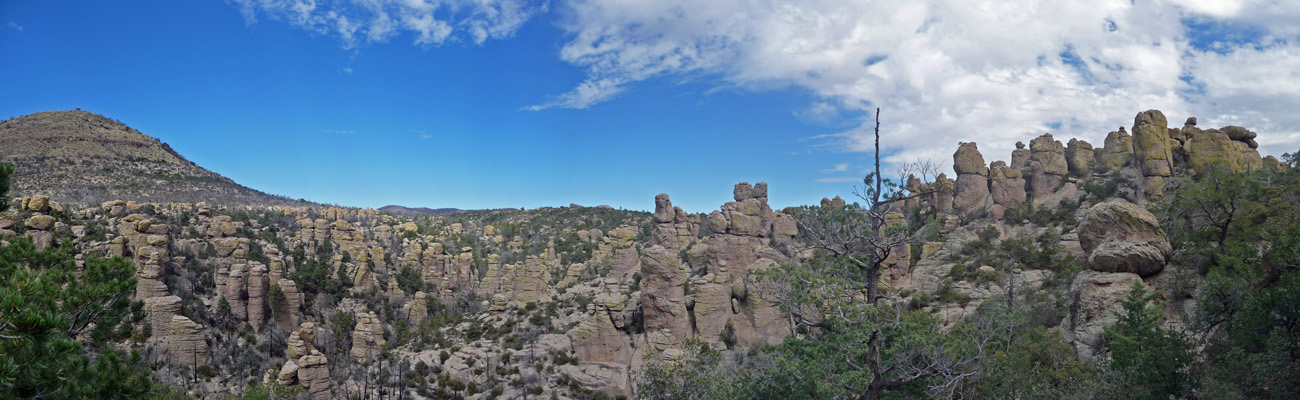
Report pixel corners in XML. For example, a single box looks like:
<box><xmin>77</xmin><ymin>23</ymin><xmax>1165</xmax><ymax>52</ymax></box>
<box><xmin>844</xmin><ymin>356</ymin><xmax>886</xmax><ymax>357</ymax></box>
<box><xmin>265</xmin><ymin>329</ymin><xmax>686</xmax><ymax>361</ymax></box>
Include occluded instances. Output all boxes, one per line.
<box><xmin>420</xmin><ymin>133</ymin><xmax>433</xmax><ymax>139</ymax></box>
<box><xmin>816</xmin><ymin>177</ymin><xmax>861</xmax><ymax>184</ymax></box>
<box><xmin>341</xmin><ymin>67</ymin><xmax>353</xmax><ymax>74</ymax></box>
<box><xmin>5</xmin><ymin>21</ymin><xmax>21</xmax><ymax>31</ymax></box>
<box><xmin>821</xmin><ymin>163</ymin><xmax>849</xmax><ymax>173</ymax></box>
<box><xmin>227</xmin><ymin>0</ymin><xmax>547</xmax><ymax>49</ymax></box>
<box><xmin>323</xmin><ymin>129</ymin><xmax>354</xmax><ymax>134</ymax></box>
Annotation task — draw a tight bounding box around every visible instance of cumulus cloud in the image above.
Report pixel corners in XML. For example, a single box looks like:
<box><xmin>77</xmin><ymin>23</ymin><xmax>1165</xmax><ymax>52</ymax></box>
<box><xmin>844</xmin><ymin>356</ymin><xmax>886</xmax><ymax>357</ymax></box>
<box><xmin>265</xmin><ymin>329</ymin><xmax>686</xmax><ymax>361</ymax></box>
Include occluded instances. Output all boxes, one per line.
<box><xmin>227</xmin><ymin>0</ymin><xmax>547</xmax><ymax>48</ymax></box>
<box><xmin>538</xmin><ymin>0</ymin><xmax>1300</xmax><ymax>167</ymax></box>
<box><xmin>230</xmin><ymin>0</ymin><xmax>1300</xmax><ymax>166</ymax></box>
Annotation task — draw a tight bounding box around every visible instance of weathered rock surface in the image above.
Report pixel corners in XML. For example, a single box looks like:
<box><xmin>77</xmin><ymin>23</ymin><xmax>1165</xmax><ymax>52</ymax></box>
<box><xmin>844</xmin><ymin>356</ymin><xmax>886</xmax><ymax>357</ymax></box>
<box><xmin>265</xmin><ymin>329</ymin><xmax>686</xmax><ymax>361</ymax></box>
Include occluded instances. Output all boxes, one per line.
<box><xmin>1099</xmin><ymin>128</ymin><xmax>1134</xmax><ymax>172</ymax></box>
<box><xmin>1132</xmin><ymin>110</ymin><xmax>1175</xmax><ymax>197</ymax></box>
<box><xmin>1065</xmin><ymin>138</ymin><xmax>1094</xmax><ymax>178</ymax></box>
<box><xmin>350</xmin><ymin>311</ymin><xmax>386</xmax><ymax>360</ymax></box>
<box><xmin>1027</xmin><ymin>133</ymin><xmax>1068</xmax><ymax>200</ymax></box>
<box><xmin>1078</xmin><ymin>199</ymin><xmax>1171</xmax><ymax>277</ymax></box>
<box><xmin>144</xmin><ymin>295</ymin><xmax>182</xmax><ymax>339</ymax></box>
<box><xmin>989</xmin><ymin>161</ymin><xmax>1026</xmax><ymax>208</ymax></box>
<box><xmin>953</xmin><ymin>142</ymin><xmax>990</xmax><ymax>214</ymax></box>
<box><xmin>1062</xmin><ymin>270</ymin><xmax>1141</xmax><ymax>362</ymax></box>
<box><xmin>640</xmin><ymin>245</ymin><xmax>688</xmax><ymax>353</ymax></box>
<box><xmin>165</xmin><ymin>316</ymin><xmax>208</xmax><ymax>366</ymax></box>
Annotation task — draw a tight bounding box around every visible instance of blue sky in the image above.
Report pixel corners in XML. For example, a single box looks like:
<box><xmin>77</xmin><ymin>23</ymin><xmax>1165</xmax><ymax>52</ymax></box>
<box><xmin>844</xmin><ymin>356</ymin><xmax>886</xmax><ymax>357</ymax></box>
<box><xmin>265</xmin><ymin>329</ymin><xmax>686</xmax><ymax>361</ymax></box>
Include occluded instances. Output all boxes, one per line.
<box><xmin>3</xmin><ymin>1</ymin><xmax>1300</xmax><ymax>212</ymax></box>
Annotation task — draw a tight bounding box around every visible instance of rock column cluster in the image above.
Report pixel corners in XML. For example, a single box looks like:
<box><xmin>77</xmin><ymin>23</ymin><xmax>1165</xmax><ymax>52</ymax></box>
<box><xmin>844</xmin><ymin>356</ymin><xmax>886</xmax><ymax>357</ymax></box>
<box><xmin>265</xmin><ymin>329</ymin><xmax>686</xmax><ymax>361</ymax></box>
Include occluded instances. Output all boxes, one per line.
<box><xmin>279</xmin><ymin>322</ymin><xmax>333</xmax><ymax>400</ymax></box>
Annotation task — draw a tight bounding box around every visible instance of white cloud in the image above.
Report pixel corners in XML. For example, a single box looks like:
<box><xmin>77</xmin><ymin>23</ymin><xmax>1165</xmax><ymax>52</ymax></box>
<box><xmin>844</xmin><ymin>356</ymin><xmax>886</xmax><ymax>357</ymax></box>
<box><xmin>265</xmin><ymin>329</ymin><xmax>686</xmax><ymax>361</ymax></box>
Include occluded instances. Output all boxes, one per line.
<box><xmin>324</xmin><ymin>129</ymin><xmax>354</xmax><ymax>134</ymax></box>
<box><xmin>420</xmin><ymin>133</ymin><xmax>433</xmax><ymax>139</ymax></box>
<box><xmin>5</xmin><ymin>21</ymin><xmax>21</xmax><ymax>31</ymax></box>
<box><xmin>342</xmin><ymin>67</ymin><xmax>354</xmax><ymax>74</ymax></box>
<box><xmin>816</xmin><ymin>177</ymin><xmax>861</xmax><ymax>183</ymax></box>
<box><xmin>821</xmin><ymin>163</ymin><xmax>848</xmax><ymax>173</ymax></box>
<box><xmin>538</xmin><ymin>0</ymin><xmax>1300</xmax><ymax>168</ymax></box>
<box><xmin>230</xmin><ymin>0</ymin><xmax>1300</xmax><ymax>165</ymax></box>
<box><xmin>228</xmin><ymin>0</ymin><xmax>546</xmax><ymax>48</ymax></box>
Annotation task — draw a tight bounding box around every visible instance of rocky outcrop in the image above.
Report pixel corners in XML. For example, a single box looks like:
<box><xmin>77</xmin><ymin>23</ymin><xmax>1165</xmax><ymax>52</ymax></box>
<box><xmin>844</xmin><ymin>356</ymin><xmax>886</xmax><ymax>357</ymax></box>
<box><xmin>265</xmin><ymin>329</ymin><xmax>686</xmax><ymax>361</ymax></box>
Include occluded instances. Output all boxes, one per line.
<box><xmin>144</xmin><ymin>295</ymin><xmax>182</xmax><ymax>339</ymax></box>
<box><xmin>279</xmin><ymin>322</ymin><xmax>333</xmax><ymax>400</ymax></box>
<box><xmin>165</xmin><ymin>316</ymin><xmax>208</xmax><ymax>366</ymax></box>
<box><xmin>274</xmin><ymin>279</ymin><xmax>304</xmax><ymax>330</ymax></box>
<box><xmin>1078</xmin><ymin>199</ymin><xmax>1171</xmax><ymax>277</ymax></box>
<box><xmin>640</xmin><ymin>245</ymin><xmax>688</xmax><ymax>354</ymax></box>
<box><xmin>1065</xmin><ymin>138</ymin><xmax>1094</xmax><ymax>178</ymax></box>
<box><xmin>952</xmin><ymin>142</ymin><xmax>990</xmax><ymax>214</ymax></box>
<box><xmin>247</xmin><ymin>264</ymin><xmax>269</xmax><ymax>330</ymax></box>
<box><xmin>651</xmin><ymin>193</ymin><xmax>698</xmax><ymax>252</ymax></box>
<box><xmin>1184</xmin><ymin>126</ymin><xmax>1263</xmax><ymax>175</ymax></box>
<box><xmin>296</xmin><ymin>352</ymin><xmax>333</xmax><ymax>400</ymax></box>
<box><xmin>1098</xmin><ymin>128</ymin><xmax>1133</xmax><ymax>172</ymax></box>
<box><xmin>1026</xmin><ymin>134</ymin><xmax>1068</xmax><ymax>200</ymax></box>
<box><xmin>1132</xmin><ymin>110</ymin><xmax>1175</xmax><ymax>197</ymax></box>
<box><xmin>1062</xmin><ymin>271</ymin><xmax>1141</xmax><ymax>362</ymax></box>
<box><xmin>350</xmin><ymin>311</ymin><xmax>386</xmax><ymax>360</ymax></box>
<box><xmin>407</xmin><ymin>291</ymin><xmax>428</xmax><ymax>325</ymax></box>
<box><xmin>134</xmin><ymin>251</ymin><xmax>170</xmax><ymax>299</ymax></box>
<box><xmin>989</xmin><ymin>161</ymin><xmax>1027</xmax><ymax>208</ymax></box>
<box><xmin>224</xmin><ymin>264</ymin><xmax>249</xmax><ymax>321</ymax></box>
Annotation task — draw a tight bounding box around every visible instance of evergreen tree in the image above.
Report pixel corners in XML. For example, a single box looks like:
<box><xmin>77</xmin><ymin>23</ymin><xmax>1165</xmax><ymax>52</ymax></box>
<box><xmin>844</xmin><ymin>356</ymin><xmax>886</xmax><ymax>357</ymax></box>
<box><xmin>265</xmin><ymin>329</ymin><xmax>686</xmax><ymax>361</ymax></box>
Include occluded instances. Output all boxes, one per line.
<box><xmin>1105</xmin><ymin>282</ymin><xmax>1195</xmax><ymax>400</ymax></box>
<box><xmin>0</xmin><ymin>163</ymin><xmax>152</xmax><ymax>398</ymax></box>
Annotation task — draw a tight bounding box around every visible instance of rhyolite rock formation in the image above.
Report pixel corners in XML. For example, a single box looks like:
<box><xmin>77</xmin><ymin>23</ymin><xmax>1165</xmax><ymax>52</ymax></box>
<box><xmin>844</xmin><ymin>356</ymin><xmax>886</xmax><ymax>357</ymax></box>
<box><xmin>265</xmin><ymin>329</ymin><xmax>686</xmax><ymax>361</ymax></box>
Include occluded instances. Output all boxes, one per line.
<box><xmin>1078</xmin><ymin>199</ymin><xmax>1171</xmax><ymax>277</ymax></box>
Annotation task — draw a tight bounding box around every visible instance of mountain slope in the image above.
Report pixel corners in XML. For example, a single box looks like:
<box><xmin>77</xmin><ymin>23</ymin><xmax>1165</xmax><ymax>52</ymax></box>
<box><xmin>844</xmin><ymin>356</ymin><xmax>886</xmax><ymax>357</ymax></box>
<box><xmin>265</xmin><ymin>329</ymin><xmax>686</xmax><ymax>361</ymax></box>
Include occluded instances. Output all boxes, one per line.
<box><xmin>0</xmin><ymin>110</ymin><xmax>299</xmax><ymax>206</ymax></box>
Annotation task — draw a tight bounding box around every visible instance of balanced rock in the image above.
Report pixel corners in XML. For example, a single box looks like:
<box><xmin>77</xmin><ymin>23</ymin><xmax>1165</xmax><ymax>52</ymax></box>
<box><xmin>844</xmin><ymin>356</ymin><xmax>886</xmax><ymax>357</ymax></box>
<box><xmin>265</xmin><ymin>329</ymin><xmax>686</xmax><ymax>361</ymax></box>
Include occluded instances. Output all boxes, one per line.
<box><xmin>1078</xmin><ymin>199</ymin><xmax>1171</xmax><ymax>277</ymax></box>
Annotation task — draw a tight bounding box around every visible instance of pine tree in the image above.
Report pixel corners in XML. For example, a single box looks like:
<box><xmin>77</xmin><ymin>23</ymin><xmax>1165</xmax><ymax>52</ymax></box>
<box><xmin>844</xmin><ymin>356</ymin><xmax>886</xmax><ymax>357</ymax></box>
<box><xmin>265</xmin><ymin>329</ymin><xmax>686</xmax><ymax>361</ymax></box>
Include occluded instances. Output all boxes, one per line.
<box><xmin>1106</xmin><ymin>282</ymin><xmax>1195</xmax><ymax>400</ymax></box>
<box><xmin>0</xmin><ymin>163</ymin><xmax>153</xmax><ymax>398</ymax></box>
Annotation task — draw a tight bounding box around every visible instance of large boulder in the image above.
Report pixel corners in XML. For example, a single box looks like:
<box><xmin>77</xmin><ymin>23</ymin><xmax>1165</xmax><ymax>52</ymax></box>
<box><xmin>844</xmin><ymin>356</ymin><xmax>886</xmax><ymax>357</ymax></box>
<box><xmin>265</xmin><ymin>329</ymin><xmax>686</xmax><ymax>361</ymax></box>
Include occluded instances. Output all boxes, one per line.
<box><xmin>1078</xmin><ymin>199</ymin><xmax>1172</xmax><ymax>277</ymax></box>
<box><xmin>1184</xmin><ymin>128</ymin><xmax>1263</xmax><ymax>175</ymax></box>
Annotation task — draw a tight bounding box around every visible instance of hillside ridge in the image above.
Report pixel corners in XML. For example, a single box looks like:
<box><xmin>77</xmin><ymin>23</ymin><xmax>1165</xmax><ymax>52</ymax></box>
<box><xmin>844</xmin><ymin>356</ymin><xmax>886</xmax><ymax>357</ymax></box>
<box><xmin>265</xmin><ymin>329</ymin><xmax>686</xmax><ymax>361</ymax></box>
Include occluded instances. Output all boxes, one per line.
<box><xmin>0</xmin><ymin>110</ymin><xmax>300</xmax><ymax>207</ymax></box>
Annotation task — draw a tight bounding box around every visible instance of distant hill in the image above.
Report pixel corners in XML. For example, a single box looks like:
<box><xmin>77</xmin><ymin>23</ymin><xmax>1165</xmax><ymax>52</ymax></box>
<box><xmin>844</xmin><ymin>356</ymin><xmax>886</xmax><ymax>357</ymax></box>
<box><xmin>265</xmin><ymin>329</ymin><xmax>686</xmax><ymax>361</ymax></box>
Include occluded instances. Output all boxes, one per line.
<box><xmin>0</xmin><ymin>110</ymin><xmax>301</xmax><ymax>206</ymax></box>
<box><xmin>378</xmin><ymin>205</ymin><xmax>466</xmax><ymax>216</ymax></box>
